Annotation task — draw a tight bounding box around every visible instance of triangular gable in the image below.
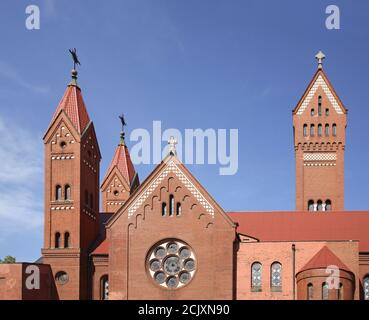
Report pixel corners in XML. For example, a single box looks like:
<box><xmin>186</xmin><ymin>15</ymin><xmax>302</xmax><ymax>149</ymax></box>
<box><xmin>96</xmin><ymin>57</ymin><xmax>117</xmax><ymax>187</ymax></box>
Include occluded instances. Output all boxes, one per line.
<box><xmin>293</xmin><ymin>69</ymin><xmax>347</xmax><ymax>116</ymax></box>
<box><xmin>106</xmin><ymin>154</ymin><xmax>236</xmax><ymax>228</ymax></box>
<box><xmin>101</xmin><ymin>166</ymin><xmax>131</xmax><ymax>192</ymax></box>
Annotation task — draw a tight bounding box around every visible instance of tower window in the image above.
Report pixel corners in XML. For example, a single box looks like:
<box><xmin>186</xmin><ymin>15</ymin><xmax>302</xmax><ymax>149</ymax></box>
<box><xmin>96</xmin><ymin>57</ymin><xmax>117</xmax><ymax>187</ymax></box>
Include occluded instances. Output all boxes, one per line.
<box><xmin>64</xmin><ymin>232</ymin><xmax>70</xmax><ymax>248</ymax></box>
<box><xmin>64</xmin><ymin>185</ymin><xmax>71</xmax><ymax>201</ymax></box>
<box><xmin>332</xmin><ymin>124</ymin><xmax>337</xmax><ymax>136</ymax></box>
<box><xmin>55</xmin><ymin>232</ymin><xmax>61</xmax><ymax>249</ymax></box>
<box><xmin>271</xmin><ymin>262</ymin><xmax>282</xmax><ymax>291</ymax></box>
<box><xmin>162</xmin><ymin>203</ymin><xmax>167</xmax><ymax>217</ymax></box>
<box><xmin>322</xmin><ymin>282</ymin><xmax>329</xmax><ymax>300</ymax></box>
<box><xmin>310</xmin><ymin>124</ymin><xmax>315</xmax><ymax>136</ymax></box>
<box><xmin>100</xmin><ymin>275</ymin><xmax>109</xmax><ymax>300</ymax></box>
<box><xmin>325</xmin><ymin>108</ymin><xmax>329</xmax><ymax>116</ymax></box>
<box><xmin>307</xmin><ymin>283</ymin><xmax>313</xmax><ymax>300</ymax></box>
<box><xmin>318</xmin><ymin>96</ymin><xmax>322</xmax><ymax>116</ymax></box>
<box><xmin>55</xmin><ymin>185</ymin><xmax>62</xmax><ymax>201</ymax></box>
<box><xmin>303</xmin><ymin>124</ymin><xmax>308</xmax><ymax>137</ymax></box>
<box><xmin>317</xmin><ymin>200</ymin><xmax>323</xmax><ymax>211</ymax></box>
<box><xmin>325</xmin><ymin>124</ymin><xmax>329</xmax><ymax>136</ymax></box>
<box><xmin>308</xmin><ymin>200</ymin><xmax>314</xmax><ymax>211</ymax></box>
<box><xmin>251</xmin><ymin>262</ymin><xmax>262</xmax><ymax>291</ymax></box>
<box><xmin>338</xmin><ymin>283</ymin><xmax>343</xmax><ymax>300</ymax></box>
<box><xmin>318</xmin><ymin>124</ymin><xmax>322</xmax><ymax>136</ymax></box>
<box><xmin>85</xmin><ymin>190</ymin><xmax>89</xmax><ymax>206</ymax></box>
<box><xmin>176</xmin><ymin>203</ymin><xmax>182</xmax><ymax>216</ymax></box>
<box><xmin>169</xmin><ymin>195</ymin><xmax>174</xmax><ymax>217</ymax></box>
<box><xmin>311</xmin><ymin>109</ymin><xmax>315</xmax><ymax>116</ymax></box>
<box><xmin>325</xmin><ymin>200</ymin><xmax>332</xmax><ymax>211</ymax></box>
<box><xmin>364</xmin><ymin>276</ymin><xmax>369</xmax><ymax>300</ymax></box>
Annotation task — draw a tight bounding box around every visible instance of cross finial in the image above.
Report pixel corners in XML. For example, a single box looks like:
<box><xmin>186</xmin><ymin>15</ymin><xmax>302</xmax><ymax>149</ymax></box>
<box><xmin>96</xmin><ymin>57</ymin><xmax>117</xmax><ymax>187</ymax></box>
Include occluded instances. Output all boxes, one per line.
<box><xmin>168</xmin><ymin>136</ymin><xmax>178</xmax><ymax>156</ymax></box>
<box><xmin>315</xmin><ymin>50</ymin><xmax>326</xmax><ymax>69</ymax></box>
<box><xmin>68</xmin><ymin>48</ymin><xmax>81</xmax><ymax>87</ymax></box>
<box><xmin>118</xmin><ymin>114</ymin><xmax>127</xmax><ymax>145</ymax></box>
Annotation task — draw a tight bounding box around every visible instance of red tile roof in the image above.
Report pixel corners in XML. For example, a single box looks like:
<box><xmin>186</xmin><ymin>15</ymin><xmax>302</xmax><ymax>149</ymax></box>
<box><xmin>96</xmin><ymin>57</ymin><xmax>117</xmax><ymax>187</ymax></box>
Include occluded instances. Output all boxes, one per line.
<box><xmin>51</xmin><ymin>84</ymin><xmax>90</xmax><ymax>134</ymax></box>
<box><xmin>103</xmin><ymin>144</ymin><xmax>136</xmax><ymax>187</ymax></box>
<box><xmin>91</xmin><ymin>238</ymin><xmax>108</xmax><ymax>255</ymax></box>
<box><xmin>227</xmin><ymin>211</ymin><xmax>369</xmax><ymax>251</ymax></box>
<box><xmin>298</xmin><ymin>246</ymin><xmax>351</xmax><ymax>273</ymax></box>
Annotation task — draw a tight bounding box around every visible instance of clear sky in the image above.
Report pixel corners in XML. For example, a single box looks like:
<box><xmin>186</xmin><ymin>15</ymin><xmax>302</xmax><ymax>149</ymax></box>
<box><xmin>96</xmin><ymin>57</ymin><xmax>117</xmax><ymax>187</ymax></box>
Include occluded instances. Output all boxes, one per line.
<box><xmin>0</xmin><ymin>0</ymin><xmax>369</xmax><ymax>262</ymax></box>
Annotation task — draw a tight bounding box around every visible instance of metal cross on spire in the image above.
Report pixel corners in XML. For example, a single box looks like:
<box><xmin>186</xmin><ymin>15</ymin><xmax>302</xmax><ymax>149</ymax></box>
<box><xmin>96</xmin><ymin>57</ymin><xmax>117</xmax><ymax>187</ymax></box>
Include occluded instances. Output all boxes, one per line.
<box><xmin>69</xmin><ymin>48</ymin><xmax>81</xmax><ymax>70</ymax></box>
<box><xmin>168</xmin><ymin>136</ymin><xmax>178</xmax><ymax>156</ymax></box>
<box><xmin>315</xmin><ymin>50</ymin><xmax>326</xmax><ymax>69</ymax></box>
<box><xmin>119</xmin><ymin>114</ymin><xmax>127</xmax><ymax>145</ymax></box>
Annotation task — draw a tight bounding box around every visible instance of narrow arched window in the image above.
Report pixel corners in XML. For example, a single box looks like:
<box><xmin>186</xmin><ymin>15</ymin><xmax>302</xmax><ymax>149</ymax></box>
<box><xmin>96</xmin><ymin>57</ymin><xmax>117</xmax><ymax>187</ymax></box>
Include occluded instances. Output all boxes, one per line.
<box><xmin>162</xmin><ymin>203</ymin><xmax>167</xmax><ymax>216</ymax></box>
<box><xmin>318</xmin><ymin>96</ymin><xmax>322</xmax><ymax>116</ymax></box>
<box><xmin>308</xmin><ymin>200</ymin><xmax>314</xmax><ymax>211</ymax></box>
<box><xmin>64</xmin><ymin>232</ymin><xmax>70</xmax><ymax>248</ymax></box>
<box><xmin>271</xmin><ymin>262</ymin><xmax>282</xmax><ymax>291</ymax></box>
<box><xmin>90</xmin><ymin>193</ymin><xmax>93</xmax><ymax>209</ymax></box>
<box><xmin>169</xmin><ymin>195</ymin><xmax>174</xmax><ymax>216</ymax></box>
<box><xmin>325</xmin><ymin>200</ymin><xmax>332</xmax><ymax>211</ymax></box>
<box><xmin>176</xmin><ymin>203</ymin><xmax>182</xmax><ymax>216</ymax></box>
<box><xmin>318</xmin><ymin>124</ymin><xmax>322</xmax><ymax>136</ymax></box>
<box><xmin>338</xmin><ymin>283</ymin><xmax>343</xmax><ymax>300</ymax></box>
<box><xmin>310</xmin><ymin>124</ymin><xmax>315</xmax><ymax>136</ymax></box>
<box><xmin>364</xmin><ymin>276</ymin><xmax>369</xmax><ymax>300</ymax></box>
<box><xmin>322</xmin><ymin>282</ymin><xmax>329</xmax><ymax>300</ymax></box>
<box><xmin>332</xmin><ymin>124</ymin><xmax>337</xmax><ymax>136</ymax></box>
<box><xmin>100</xmin><ymin>275</ymin><xmax>109</xmax><ymax>300</ymax></box>
<box><xmin>325</xmin><ymin>124</ymin><xmax>329</xmax><ymax>136</ymax></box>
<box><xmin>85</xmin><ymin>190</ymin><xmax>89</xmax><ymax>206</ymax></box>
<box><xmin>55</xmin><ymin>185</ymin><xmax>62</xmax><ymax>201</ymax></box>
<box><xmin>303</xmin><ymin>124</ymin><xmax>308</xmax><ymax>137</ymax></box>
<box><xmin>325</xmin><ymin>108</ymin><xmax>329</xmax><ymax>116</ymax></box>
<box><xmin>64</xmin><ymin>185</ymin><xmax>71</xmax><ymax>201</ymax></box>
<box><xmin>307</xmin><ymin>283</ymin><xmax>313</xmax><ymax>300</ymax></box>
<box><xmin>317</xmin><ymin>200</ymin><xmax>323</xmax><ymax>211</ymax></box>
<box><xmin>311</xmin><ymin>109</ymin><xmax>315</xmax><ymax>116</ymax></box>
<box><xmin>251</xmin><ymin>262</ymin><xmax>262</xmax><ymax>291</ymax></box>
<box><xmin>55</xmin><ymin>232</ymin><xmax>61</xmax><ymax>249</ymax></box>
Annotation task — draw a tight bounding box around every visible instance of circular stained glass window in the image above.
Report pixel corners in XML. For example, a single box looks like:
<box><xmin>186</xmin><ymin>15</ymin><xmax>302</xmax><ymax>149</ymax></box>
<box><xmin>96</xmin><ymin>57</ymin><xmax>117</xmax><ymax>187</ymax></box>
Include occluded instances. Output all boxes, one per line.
<box><xmin>55</xmin><ymin>271</ymin><xmax>69</xmax><ymax>285</ymax></box>
<box><xmin>147</xmin><ymin>239</ymin><xmax>196</xmax><ymax>289</ymax></box>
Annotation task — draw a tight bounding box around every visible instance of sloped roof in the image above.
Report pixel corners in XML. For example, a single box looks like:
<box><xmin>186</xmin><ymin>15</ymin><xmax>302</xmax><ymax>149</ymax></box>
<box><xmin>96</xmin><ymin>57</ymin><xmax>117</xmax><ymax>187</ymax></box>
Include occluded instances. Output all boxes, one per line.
<box><xmin>91</xmin><ymin>238</ymin><xmax>109</xmax><ymax>255</ymax></box>
<box><xmin>49</xmin><ymin>84</ymin><xmax>90</xmax><ymax>134</ymax></box>
<box><xmin>227</xmin><ymin>211</ymin><xmax>369</xmax><ymax>251</ymax></box>
<box><xmin>298</xmin><ymin>246</ymin><xmax>351</xmax><ymax>273</ymax></box>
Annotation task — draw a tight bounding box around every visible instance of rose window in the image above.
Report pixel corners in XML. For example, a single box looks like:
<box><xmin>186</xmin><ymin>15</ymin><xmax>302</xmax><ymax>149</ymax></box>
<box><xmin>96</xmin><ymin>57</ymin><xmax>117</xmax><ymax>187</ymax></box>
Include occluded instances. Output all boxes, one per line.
<box><xmin>147</xmin><ymin>240</ymin><xmax>196</xmax><ymax>289</ymax></box>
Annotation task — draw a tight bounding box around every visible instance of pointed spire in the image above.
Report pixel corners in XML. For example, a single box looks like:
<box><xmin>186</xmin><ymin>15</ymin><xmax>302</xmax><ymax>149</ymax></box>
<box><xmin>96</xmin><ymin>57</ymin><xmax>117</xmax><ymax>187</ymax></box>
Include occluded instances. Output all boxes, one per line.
<box><xmin>315</xmin><ymin>50</ymin><xmax>326</xmax><ymax>69</ymax></box>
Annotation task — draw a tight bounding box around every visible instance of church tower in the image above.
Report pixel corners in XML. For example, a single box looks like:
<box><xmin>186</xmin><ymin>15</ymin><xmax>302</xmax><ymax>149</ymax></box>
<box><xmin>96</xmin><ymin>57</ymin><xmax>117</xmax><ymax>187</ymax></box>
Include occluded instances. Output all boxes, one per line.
<box><xmin>42</xmin><ymin>62</ymin><xmax>101</xmax><ymax>299</ymax></box>
<box><xmin>101</xmin><ymin>118</ymin><xmax>139</xmax><ymax>213</ymax></box>
<box><xmin>293</xmin><ymin>52</ymin><xmax>347</xmax><ymax>212</ymax></box>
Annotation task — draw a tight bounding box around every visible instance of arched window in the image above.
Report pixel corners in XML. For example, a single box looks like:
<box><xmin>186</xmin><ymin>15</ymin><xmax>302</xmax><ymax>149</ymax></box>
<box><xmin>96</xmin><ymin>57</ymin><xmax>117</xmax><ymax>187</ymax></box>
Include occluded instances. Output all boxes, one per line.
<box><xmin>271</xmin><ymin>262</ymin><xmax>282</xmax><ymax>291</ymax></box>
<box><xmin>318</xmin><ymin>124</ymin><xmax>322</xmax><ymax>136</ymax></box>
<box><xmin>100</xmin><ymin>275</ymin><xmax>109</xmax><ymax>300</ymax></box>
<box><xmin>176</xmin><ymin>203</ymin><xmax>182</xmax><ymax>216</ymax></box>
<box><xmin>85</xmin><ymin>190</ymin><xmax>89</xmax><ymax>206</ymax></box>
<box><xmin>89</xmin><ymin>193</ymin><xmax>93</xmax><ymax>209</ymax></box>
<box><xmin>325</xmin><ymin>124</ymin><xmax>329</xmax><ymax>136</ymax></box>
<box><xmin>311</xmin><ymin>109</ymin><xmax>315</xmax><ymax>116</ymax></box>
<box><xmin>308</xmin><ymin>200</ymin><xmax>314</xmax><ymax>211</ymax></box>
<box><xmin>169</xmin><ymin>195</ymin><xmax>174</xmax><ymax>217</ymax></box>
<box><xmin>310</xmin><ymin>124</ymin><xmax>315</xmax><ymax>136</ymax></box>
<box><xmin>318</xmin><ymin>96</ymin><xmax>322</xmax><ymax>116</ymax></box>
<box><xmin>325</xmin><ymin>200</ymin><xmax>332</xmax><ymax>211</ymax></box>
<box><xmin>338</xmin><ymin>283</ymin><xmax>343</xmax><ymax>300</ymax></box>
<box><xmin>303</xmin><ymin>124</ymin><xmax>308</xmax><ymax>137</ymax></box>
<box><xmin>332</xmin><ymin>124</ymin><xmax>337</xmax><ymax>136</ymax></box>
<box><xmin>325</xmin><ymin>108</ymin><xmax>329</xmax><ymax>116</ymax></box>
<box><xmin>55</xmin><ymin>232</ymin><xmax>61</xmax><ymax>249</ymax></box>
<box><xmin>64</xmin><ymin>185</ymin><xmax>71</xmax><ymax>201</ymax></box>
<box><xmin>251</xmin><ymin>262</ymin><xmax>262</xmax><ymax>291</ymax></box>
<box><xmin>317</xmin><ymin>200</ymin><xmax>323</xmax><ymax>211</ymax></box>
<box><xmin>55</xmin><ymin>185</ymin><xmax>62</xmax><ymax>201</ymax></box>
<box><xmin>364</xmin><ymin>276</ymin><xmax>369</xmax><ymax>300</ymax></box>
<box><xmin>307</xmin><ymin>283</ymin><xmax>313</xmax><ymax>300</ymax></box>
<box><xmin>322</xmin><ymin>282</ymin><xmax>329</xmax><ymax>300</ymax></box>
<box><xmin>64</xmin><ymin>232</ymin><xmax>70</xmax><ymax>248</ymax></box>
<box><xmin>162</xmin><ymin>203</ymin><xmax>167</xmax><ymax>216</ymax></box>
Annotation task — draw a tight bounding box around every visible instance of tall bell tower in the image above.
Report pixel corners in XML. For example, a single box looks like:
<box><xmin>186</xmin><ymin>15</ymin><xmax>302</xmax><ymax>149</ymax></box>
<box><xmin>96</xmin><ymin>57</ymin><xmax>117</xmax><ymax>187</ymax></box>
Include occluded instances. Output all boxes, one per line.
<box><xmin>42</xmin><ymin>56</ymin><xmax>101</xmax><ymax>299</ymax></box>
<box><xmin>293</xmin><ymin>51</ymin><xmax>347</xmax><ymax>212</ymax></box>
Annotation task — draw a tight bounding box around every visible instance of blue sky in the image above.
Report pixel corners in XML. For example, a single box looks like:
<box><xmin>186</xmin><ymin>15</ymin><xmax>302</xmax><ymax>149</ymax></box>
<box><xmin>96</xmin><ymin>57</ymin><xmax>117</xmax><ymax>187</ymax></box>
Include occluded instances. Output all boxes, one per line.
<box><xmin>0</xmin><ymin>0</ymin><xmax>369</xmax><ymax>262</ymax></box>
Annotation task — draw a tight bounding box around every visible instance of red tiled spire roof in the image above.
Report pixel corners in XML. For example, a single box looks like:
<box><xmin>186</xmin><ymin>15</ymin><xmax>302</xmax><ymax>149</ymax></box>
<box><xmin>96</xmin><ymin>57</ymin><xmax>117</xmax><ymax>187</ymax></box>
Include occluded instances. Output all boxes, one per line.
<box><xmin>50</xmin><ymin>70</ymin><xmax>90</xmax><ymax>134</ymax></box>
<box><xmin>298</xmin><ymin>246</ymin><xmax>351</xmax><ymax>273</ymax></box>
<box><xmin>103</xmin><ymin>132</ymin><xmax>137</xmax><ymax>187</ymax></box>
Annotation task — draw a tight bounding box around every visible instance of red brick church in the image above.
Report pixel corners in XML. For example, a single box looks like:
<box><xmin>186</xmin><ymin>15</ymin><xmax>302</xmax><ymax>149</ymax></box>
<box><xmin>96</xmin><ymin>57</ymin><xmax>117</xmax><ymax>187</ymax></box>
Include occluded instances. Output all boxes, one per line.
<box><xmin>1</xmin><ymin>52</ymin><xmax>369</xmax><ymax>300</ymax></box>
